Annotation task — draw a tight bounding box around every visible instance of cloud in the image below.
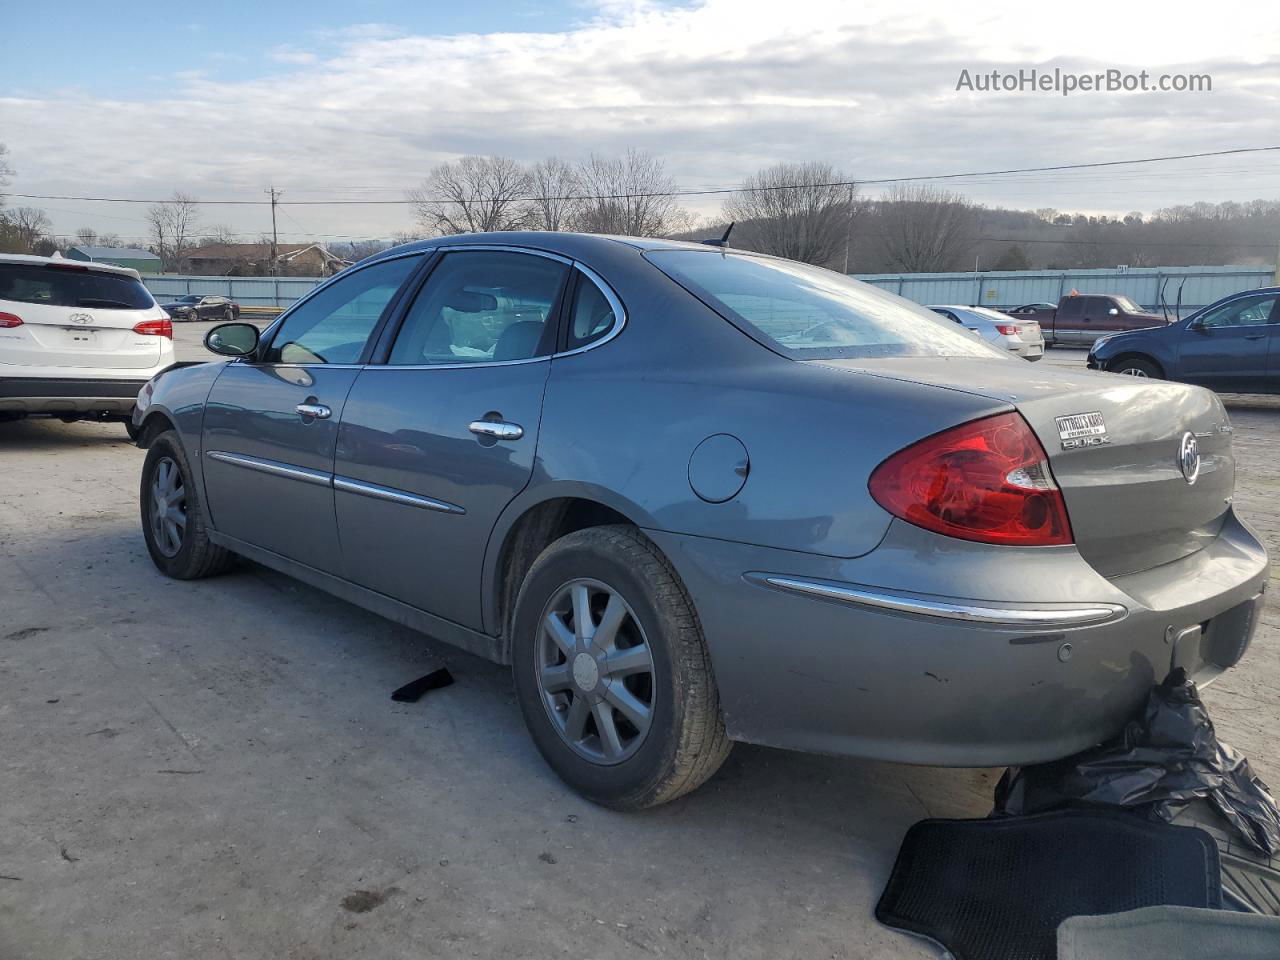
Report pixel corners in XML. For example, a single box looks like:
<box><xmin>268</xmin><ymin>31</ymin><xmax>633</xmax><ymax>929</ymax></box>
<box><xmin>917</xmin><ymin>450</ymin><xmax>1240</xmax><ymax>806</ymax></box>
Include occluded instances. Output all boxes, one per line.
<box><xmin>5</xmin><ymin>0</ymin><xmax>1280</xmax><ymax>239</ymax></box>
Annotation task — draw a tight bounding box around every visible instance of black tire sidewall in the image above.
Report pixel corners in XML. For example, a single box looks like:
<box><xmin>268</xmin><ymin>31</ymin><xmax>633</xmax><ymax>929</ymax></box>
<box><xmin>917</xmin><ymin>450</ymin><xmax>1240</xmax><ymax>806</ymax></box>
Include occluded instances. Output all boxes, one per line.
<box><xmin>139</xmin><ymin>433</ymin><xmax>202</xmax><ymax>577</ymax></box>
<box><xmin>511</xmin><ymin>535</ymin><xmax>688</xmax><ymax>806</ymax></box>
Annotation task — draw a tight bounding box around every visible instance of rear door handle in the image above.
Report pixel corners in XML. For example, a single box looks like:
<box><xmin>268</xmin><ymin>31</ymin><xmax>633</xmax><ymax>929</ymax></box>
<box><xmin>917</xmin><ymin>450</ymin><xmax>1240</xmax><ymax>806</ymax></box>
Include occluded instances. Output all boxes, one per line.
<box><xmin>1245</xmin><ymin>333</ymin><xmax>1266</xmax><ymax>340</ymax></box>
<box><xmin>468</xmin><ymin>420</ymin><xmax>524</xmax><ymax>441</ymax></box>
<box><xmin>296</xmin><ymin>402</ymin><xmax>332</xmax><ymax>420</ymax></box>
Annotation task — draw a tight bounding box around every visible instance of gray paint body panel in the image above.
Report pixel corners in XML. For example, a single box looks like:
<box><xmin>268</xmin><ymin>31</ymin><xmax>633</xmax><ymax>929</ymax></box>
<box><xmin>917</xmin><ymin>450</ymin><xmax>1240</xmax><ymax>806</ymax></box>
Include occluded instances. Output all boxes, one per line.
<box><xmin>136</xmin><ymin>232</ymin><xmax>1271</xmax><ymax>767</ymax></box>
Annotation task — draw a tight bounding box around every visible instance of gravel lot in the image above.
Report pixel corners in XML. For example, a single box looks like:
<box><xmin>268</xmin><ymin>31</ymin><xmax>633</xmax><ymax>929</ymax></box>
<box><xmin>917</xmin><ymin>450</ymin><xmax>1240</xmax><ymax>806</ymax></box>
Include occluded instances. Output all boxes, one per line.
<box><xmin>1</xmin><ymin>336</ymin><xmax>1276</xmax><ymax>959</ymax></box>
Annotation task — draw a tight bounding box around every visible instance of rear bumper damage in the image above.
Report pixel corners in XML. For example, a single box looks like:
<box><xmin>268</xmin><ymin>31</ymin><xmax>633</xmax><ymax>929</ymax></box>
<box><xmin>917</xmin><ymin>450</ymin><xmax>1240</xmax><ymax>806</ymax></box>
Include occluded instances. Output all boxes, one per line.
<box><xmin>648</xmin><ymin>511</ymin><xmax>1269</xmax><ymax>767</ymax></box>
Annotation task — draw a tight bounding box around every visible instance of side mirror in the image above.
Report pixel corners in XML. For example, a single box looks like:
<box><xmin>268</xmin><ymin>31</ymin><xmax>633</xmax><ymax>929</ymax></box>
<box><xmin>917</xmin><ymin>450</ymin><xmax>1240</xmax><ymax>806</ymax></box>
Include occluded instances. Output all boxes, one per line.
<box><xmin>1188</xmin><ymin>319</ymin><xmax>1206</xmax><ymax>333</ymax></box>
<box><xmin>1108</xmin><ymin>307</ymin><xmax>1119</xmax><ymax>316</ymax></box>
<box><xmin>205</xmin><ymin>322</ymin><xmax>260</xmax><ymax>357</ymax></box>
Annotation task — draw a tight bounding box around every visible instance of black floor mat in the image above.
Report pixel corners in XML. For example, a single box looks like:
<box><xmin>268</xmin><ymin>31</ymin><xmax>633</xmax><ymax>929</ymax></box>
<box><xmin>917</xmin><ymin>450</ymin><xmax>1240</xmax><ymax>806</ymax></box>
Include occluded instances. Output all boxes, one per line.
<box><xmin>1172</xmin><ymin>799</ymin><xmax>1280</xmax><ymax>915</ymax></box>
<box><xmin>876</xmin><ymin>809</ymin><xmax>1222</xmax><ymax>960</ymax></box>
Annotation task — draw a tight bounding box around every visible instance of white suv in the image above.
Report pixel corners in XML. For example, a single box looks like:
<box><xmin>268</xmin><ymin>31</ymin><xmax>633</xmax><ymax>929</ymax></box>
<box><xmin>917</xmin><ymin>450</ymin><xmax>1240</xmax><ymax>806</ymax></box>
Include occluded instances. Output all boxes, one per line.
<box><xmin>0</xmin><ymin>253</ymin><xmax>175</xmax><ymax>434</ymax></box>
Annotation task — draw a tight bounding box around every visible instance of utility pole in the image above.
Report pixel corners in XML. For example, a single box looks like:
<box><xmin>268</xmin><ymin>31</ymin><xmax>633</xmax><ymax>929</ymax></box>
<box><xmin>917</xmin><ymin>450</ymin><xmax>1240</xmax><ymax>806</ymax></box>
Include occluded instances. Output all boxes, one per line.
<box><xmin>265</xmin><ymin>186</ymin><xmax>282</xmax><ymax>277</ymax></box>
<box><xmin>842</xmin><ymin>182</ymin><xmax>857</xmax><ymax>274</ymax></box>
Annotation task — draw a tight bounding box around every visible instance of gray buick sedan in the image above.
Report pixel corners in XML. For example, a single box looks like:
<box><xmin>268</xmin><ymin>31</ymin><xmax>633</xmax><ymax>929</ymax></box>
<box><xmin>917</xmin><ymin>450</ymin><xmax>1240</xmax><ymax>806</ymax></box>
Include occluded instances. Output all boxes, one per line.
<box><xmin>133</xmin><ymin>232</ymin><xmax>1269</xmax><ymax>809</ymax></box>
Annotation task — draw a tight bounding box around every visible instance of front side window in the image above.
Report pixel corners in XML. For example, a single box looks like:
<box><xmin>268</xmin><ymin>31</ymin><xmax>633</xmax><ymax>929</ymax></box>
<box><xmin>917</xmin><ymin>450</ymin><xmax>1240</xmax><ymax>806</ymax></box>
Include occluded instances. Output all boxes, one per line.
<box><xmin>0</xmin><ymin>263</ymin><xmax>155</xmax><ymax>310</ymax></box>
<box><xmin>1199</xmin><ymin>295</ymin><xmax>1278</xmax><ymax>329</ymax></box>
<box><xmin>388</xmin><ymin>251</ymin><xmax>567</xmax><ymax>365</ymax></box>
<box><xmin>646</xmin><ymin>251</ymin><xmax>1001</xmax><ymax>360</ymax></box>
<box><xmin>264</xmin><ymin>255</ymin><xmax>419</xmax><ymax>364</ymax></box>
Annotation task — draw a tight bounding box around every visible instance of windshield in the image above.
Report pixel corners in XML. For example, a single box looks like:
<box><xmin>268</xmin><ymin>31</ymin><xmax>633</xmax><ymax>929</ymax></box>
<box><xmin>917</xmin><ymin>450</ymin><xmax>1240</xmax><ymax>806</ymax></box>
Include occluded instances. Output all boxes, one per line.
<box><xmin>0</xmin><ymin>263</ymin><xmax>155</xmax><ymax>310</ymax></box>
<box><xmin>176</xmin><ymin>295</ymin><xmax>200</xmax><ymax>303</ymax></box>
<box><xmin>646</xmin><ymin>250</ymin><xmax>1005</xmax><ymax>360</ymax></box>
<box><xmin>1113</xmin><ymin>296</ymin><xmax>1144</xmax><ymax>313</ymax></box>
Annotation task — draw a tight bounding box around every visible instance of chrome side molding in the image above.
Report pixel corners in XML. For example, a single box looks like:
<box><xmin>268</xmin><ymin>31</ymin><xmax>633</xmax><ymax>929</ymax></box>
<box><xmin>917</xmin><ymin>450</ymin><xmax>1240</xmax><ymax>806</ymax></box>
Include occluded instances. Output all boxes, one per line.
<box><xmin>206</xmin><ymin>450</ymin><xmax>332</xmax><ymax>488</ymax></box>
<box><xmin>206</xmin><ymin>450</ymin><xmax>465</xmax><ymax>515</ymax></box>
<box><xmin>744</xmin><ymin>573</ymin><xmax>1127</xmax><ymax>627</ymax></box>
<box><xmin>333</xmin><ymin>476</ymin><xmax>465</xmax><ymax>515</ymax></box>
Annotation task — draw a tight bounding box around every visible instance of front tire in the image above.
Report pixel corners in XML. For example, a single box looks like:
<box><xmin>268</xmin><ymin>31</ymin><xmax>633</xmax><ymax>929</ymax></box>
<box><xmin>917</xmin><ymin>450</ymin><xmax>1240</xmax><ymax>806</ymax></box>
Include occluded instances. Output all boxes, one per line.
<box><xmin>511</xmin><ymin>525</ymin><xmax>731</xmax><ymax>809</ymax></box>
<box><xmin>1111</xmin><ymin>356</ymin><xmax>1160</xmax><ymax>378</ymax></box>
<box><xmin>140</xmin><ymin>430</ymin><xmax>234</xmax><ymax>579</ymax></box>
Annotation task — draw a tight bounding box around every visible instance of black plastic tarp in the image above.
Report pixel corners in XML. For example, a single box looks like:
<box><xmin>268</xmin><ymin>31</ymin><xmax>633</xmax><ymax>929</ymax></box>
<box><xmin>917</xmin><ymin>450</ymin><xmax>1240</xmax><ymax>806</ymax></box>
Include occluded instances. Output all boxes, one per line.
<box><xmin>994</xmin><ymin>669</ymin><xmax>1280</xmax><ymax>856</ymax></box>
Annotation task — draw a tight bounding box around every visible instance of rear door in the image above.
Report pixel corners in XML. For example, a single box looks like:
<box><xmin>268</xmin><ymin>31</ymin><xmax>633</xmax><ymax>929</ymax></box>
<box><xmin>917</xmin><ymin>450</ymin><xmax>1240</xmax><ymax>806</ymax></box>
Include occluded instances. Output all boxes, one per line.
<box><xmin>200</xmin><ymin>253</ymin><xmax>422</xmax><ymax>573</ymax></box>
<box><xmin>0</xmin><ymin>260</ymin><xmax>164</xmax><ymax>370</ymax></box>
<box><xmin>1177</xmin><ymin>293</ymin><xmax>1278</xmax><ymax>392</ymax></box>
<box><xmin>333</xmin><ymin>248</ymin><xmax>581</xmax><ymax>630</ymax></box>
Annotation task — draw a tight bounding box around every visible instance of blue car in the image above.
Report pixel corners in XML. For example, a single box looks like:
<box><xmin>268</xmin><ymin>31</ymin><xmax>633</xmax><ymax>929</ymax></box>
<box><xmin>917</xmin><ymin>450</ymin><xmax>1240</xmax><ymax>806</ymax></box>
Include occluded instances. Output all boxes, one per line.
<box><xmin>1088</xmin><ymin>287</ymin><xmax>1280</xmax><ymax>393</ymax></box>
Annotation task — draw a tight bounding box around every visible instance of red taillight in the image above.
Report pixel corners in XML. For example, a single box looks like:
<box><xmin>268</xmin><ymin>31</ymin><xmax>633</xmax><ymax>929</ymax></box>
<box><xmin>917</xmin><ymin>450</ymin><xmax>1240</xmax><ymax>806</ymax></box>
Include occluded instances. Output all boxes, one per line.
<box><xmin>868</xmin><ymin>412</ymin><xmax>1073</xmax><ymax>546</ymax></box>
<box><xmin>0</xmin><ymin>311</ymin><xmax>23</xmax><ymax>328</ymax></box>
<box><xmin>133</xmin><ymin>318</ymin><xmax>173</xmax><ymax>338</ymax></box>
<box><xmin>994</xmin><ymin>324</ymin><xmax>1021</xmax><ymax>336</ymax></box>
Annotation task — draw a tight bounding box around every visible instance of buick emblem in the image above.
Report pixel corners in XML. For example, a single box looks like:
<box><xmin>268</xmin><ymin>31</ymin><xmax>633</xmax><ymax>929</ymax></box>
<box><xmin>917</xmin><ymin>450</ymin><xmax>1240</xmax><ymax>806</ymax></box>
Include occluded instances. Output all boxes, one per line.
<box><xmin>1178</xmin><ymin>432</ymin><xmax>1200</xmax><ymax>485</ymax></box>
<box><xmin>68</xmin><ymin>313</ymin><xmax>93</xmax><ymax>325</ymax></box>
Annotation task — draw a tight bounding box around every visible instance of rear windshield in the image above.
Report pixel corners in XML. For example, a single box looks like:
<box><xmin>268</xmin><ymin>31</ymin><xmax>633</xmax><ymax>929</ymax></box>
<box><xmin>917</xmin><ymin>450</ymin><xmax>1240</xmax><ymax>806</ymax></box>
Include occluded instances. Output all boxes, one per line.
<box><xmin>0</xmin><ymin>263</ymin><xmax>155</xmax><ymax>310</ymax></box>
<box><xmin>646</xmin><ymin>250</ymin><xmax>1002</xmax><ymax>360</ymax></box>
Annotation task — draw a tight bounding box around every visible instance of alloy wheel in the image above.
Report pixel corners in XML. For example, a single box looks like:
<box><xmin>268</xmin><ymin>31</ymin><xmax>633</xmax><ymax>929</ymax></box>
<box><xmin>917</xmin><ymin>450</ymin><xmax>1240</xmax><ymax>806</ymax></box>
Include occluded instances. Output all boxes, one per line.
<box><xmin>149</xmin><ymin>457</ymin><xmax>187</xmax><ymax>557</ymax></box>
<box><xmin>536</xmin><ymin>578</ymin><xmax>656</xmax><ymax>765</ymax></box>
<box><xmin>1120</xmin><ymin>366</ymin><xmax>1150</xmax><ymax>377</ymax></box>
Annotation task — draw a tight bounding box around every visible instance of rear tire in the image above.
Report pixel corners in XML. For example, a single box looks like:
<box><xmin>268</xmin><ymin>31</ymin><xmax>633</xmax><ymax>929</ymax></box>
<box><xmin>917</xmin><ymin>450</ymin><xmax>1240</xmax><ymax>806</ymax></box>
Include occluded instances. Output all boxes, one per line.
<box><xmin>1111</xmin><ymin>356</ymin><xmax>1160</xmax><ymax>378</ymax></box>
<box><xmin>511</xmin><ymin>525</ymin><xmax>731</xmax><ymax>810</ymax></box>
<box><xmin>140</xmin><ymin>430</ymin><xmax>235</xmax><ymax>579</ymax></box>
<box><xmin>124</xmin><ymin>420</ymin><xmax>140</xmax><ymax>442</ymax></box>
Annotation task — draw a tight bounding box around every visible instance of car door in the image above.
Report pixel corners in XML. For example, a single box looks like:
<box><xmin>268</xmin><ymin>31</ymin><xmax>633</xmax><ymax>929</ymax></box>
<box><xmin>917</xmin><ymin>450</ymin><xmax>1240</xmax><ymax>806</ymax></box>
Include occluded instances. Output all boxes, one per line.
<box><xmin>200</xmin><ymin>253</ymin><xmax>423</xmax><ymax>572</ymax></box>
<box><xmin>1178</xmin><ymin>292</ymin><xmax>1279</xmax><ymax>391</ymax></box>
<box><xmin>1077</xmin><ymin>296</ymin><xmax>1113</xmax><ymax>342</ymax></box>
<box><xmin>1056</xmin><ymin>296</ymin><xmax>1085</xmax><ymax>344</ymax></box>
<box><xmin>333</xmin><ymin>248</ymin><xmax>584</xmax><ymax>631</ymax></box>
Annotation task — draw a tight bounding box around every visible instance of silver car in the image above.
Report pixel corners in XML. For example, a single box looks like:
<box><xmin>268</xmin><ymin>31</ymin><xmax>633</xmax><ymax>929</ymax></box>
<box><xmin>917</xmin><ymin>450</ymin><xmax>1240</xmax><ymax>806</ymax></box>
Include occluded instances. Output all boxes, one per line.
<box><xmin>133</xmin><ymin>233</ymin><xmax>1268</xmax><ymax>809</ymax></box>
<box><xmin>930</xmin><ymin>304</ymin><xmax>1045</xmax><ymax>360</ymax></box>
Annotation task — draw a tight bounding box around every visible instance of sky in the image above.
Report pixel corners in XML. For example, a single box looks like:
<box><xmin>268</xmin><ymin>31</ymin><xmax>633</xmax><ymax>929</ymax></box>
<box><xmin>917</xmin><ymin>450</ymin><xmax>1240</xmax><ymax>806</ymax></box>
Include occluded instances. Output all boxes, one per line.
<box><xmin>2</xmin><ymin>0</ymin><xmax>1279</xmax><ymax>245</ymax></box>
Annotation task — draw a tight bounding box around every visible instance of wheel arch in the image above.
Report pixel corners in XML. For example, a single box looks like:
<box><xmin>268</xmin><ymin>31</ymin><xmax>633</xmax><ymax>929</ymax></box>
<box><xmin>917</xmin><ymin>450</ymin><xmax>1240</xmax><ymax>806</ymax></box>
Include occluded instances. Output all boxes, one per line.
<box><xmin>136</xmin><ymin>409</ymin><xmax>178</xmax><ymax>448</ymax></box>
<box><xmin>483</xmin><ymin>486</ymin><xmax>656</xmax><ymax>656</ymax></box>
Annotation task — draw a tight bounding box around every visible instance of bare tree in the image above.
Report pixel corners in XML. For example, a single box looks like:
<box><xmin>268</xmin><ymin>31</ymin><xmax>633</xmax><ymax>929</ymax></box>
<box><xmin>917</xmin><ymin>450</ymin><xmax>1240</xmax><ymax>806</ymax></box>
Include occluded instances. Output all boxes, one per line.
<box><xmin>96</xmin><ymin>232</ymin><xmax>123</xmax><ymax>248</ymax></box>
<box><xmin>878</xmin><ymin>184</ymin><xmax>979</xmax><ymax>272</ymax></box>
<box><xmin>74</xmin><ymin>227</ymin><xmax>98</xmax><ymax>247</ymax></box>
<box><xmin>527</xmin><ymin>157</ymin><xmax>582</xmax><ymax>231</ymax></box>
<box><xmin>407</xmin><ymin>156</ymin><xmax>531</xmax><ymax>235</ymax></box>
<box><xmin>724</xmin><ymin>162</ymin><xmax>857</xmax><ymax>266</ymax></box>
<box><xmin>6</xmin><ymin>206</ymin><xmax>52</xmax><ymax>253</ymax></box>
<box><xmin>198</xmin><ymin>223</ymin><xmax>240</xmax><ymax>246</ymax></box>
<box><xmin>146</xmin><ymin>192</ymin><xmax>202</xmax><ymax>271</ymax></box>
<box><xmin>573</xmin><ymin>150</ymin><xmax>687</xmax><ymax>237</ymax></box>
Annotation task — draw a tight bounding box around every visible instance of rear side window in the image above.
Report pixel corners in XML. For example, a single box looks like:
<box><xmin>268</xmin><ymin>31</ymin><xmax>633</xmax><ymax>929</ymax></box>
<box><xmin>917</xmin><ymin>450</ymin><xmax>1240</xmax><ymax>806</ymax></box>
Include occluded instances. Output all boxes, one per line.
<box><xmin>646</xmin><ymin>251</ymin><xmax>999</xmax><ymax>360</ymax></box>
<box><xmin>388</xmin><ymin>251</ymin><xmax>567</xmax><ymax>365</ymax></box>
<box><xmin>567</xmin><ymin>272</ymin><xmax>619</xmax><ymax>349</ymax></box>
<box><xmin>1059</xmin><ymin>298</ymin><xmax>1084</xmax><ymax>318</ymax></box>
<box><xmin>265</xmin><ymin>255</ymin><xmax>419</xmax><ymax>364</ymax></box>
<box><xmin>0</xmin><ymin>263</ymin><xmax>155</xmax><ymax>310</ymax></box>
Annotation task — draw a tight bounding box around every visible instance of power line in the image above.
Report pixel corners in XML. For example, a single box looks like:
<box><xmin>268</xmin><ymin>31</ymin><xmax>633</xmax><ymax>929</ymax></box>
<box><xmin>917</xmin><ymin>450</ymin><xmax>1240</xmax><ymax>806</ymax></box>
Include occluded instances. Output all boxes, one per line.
<box><xmin>4</xmin><ymin>145</ymin><xmax>1279</xmax><ymax>207</ymax></box>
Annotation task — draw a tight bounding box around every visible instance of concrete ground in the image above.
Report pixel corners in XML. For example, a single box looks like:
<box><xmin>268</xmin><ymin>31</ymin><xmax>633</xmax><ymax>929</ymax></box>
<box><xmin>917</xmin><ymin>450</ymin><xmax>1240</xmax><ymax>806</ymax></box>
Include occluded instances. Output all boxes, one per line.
<box><xmin>1</xmin><ymin>340</ymin><xmax>1277</xmax><ymax>959</ymax></box>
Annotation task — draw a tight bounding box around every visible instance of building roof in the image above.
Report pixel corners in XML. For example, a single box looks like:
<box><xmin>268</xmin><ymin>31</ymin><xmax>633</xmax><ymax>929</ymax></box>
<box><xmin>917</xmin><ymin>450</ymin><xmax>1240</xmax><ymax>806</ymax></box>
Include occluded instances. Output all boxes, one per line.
<box><xmin>184</xmin><ymin>242</ymin><xmax>315</xmax><ymax>260</ymax></box>
<box><xmin>70</xmin><ymin>244</ymin><xmax>160</xmax><ymax>261</ymax></box>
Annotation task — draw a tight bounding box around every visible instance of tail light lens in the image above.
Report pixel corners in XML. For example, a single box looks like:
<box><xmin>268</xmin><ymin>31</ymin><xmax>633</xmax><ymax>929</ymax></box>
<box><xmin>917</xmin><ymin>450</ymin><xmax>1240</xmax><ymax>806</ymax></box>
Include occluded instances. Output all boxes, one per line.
<box><xmin>133</xmin><ymin>318</ymin><xmax>173</xmax><ymax>338</ymax></box>
<box><xmin>869</xmin><ymin>412</ymin><xmax>1073</xmax><ymax>546</ymax></box>
<box><xmin>994</xmin><ymin>324</ymin><xmax>1022</xmax><ymax>336</ymax></box>
<box><xmin>0</xmin><ymin>311</ymin><xmax>23</xmax><ymax>328</ymax></box>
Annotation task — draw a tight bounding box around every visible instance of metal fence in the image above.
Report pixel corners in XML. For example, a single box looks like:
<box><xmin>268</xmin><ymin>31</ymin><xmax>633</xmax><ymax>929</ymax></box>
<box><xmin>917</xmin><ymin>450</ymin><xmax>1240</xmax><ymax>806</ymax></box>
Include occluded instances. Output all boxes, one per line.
<box><xmin>143</xmin><ymin>264</ymin><xmax>1277</xmax><ymax>316</ymax></box>
<box><xmin>142</xmin><ymin>274</ymin><xmax>325</xmax><ymax>309</ymax></box>
<box><xmin>851</xmin><ymin>265</ymin><xmax>1275</xmax><ymax>317</ymax></box>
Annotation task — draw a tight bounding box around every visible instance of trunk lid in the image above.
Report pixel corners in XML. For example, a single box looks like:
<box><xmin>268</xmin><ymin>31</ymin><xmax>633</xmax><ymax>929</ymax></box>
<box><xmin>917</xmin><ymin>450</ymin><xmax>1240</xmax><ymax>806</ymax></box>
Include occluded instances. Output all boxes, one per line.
<box><xmin>813</xmin><ymin>357</ymin><xmax>1235</xmax><ymax>578</ymax></box>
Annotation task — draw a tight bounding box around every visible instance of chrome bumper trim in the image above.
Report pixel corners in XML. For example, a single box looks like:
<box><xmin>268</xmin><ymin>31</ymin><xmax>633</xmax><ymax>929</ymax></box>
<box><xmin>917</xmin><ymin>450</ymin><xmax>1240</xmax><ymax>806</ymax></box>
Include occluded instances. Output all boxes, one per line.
<box><xmin>745</xmin><ymin>574</ymin><xmax>1127</xmax><ymax>627</ymax></box>
<box><xmin>333</xmin><ymin>476</ymin><xmax>465</xmax><ymax>515</ymax></box>
<box><xmin>206</xmin><ymin>450</ymin><xmax>331</xmax><ymax>488</ymax></box>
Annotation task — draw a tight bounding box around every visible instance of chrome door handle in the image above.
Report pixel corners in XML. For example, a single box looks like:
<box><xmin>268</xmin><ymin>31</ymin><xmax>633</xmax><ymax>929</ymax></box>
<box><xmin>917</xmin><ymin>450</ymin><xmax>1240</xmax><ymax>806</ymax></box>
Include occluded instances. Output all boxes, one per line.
<box><xmin>468</xmin><ymin>420</ymin><xmax>524</xmax><ymax>441</ymax></box>
<box><xmin>296</xmin><ymin>402</ymin><xmax>332</xmax><ymax>420</ymax></box>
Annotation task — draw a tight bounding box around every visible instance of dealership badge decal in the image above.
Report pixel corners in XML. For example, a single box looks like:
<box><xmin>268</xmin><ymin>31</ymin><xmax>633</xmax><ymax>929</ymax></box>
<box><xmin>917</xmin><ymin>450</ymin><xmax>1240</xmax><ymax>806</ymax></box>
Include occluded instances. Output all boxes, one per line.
<box><xmin>1056</xmin><ymin>411</ymin><xmax>1110</xmax><ymax>450</ymax></box>
<box><xmin>1179</xmin><ymin>432</ymin><xmax>1201</xmax><ymax>485</ymax></box>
